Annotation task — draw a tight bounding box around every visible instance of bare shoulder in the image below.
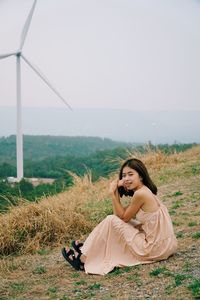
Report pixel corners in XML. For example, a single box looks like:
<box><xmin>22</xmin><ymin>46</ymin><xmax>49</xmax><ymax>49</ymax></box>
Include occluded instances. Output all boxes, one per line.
<box><xmin>134</xmin><ymin>187</ymin><xmax>151</xmax><ymax>199</ymax></box>
<box><xmin>133</xmin><ymin>187</ymin><xmax>155</xmax><ymax>205</ymax></box>
<box><xmin>134</xmin><ymin>187</ymin><xmax>159</xmax><ymax>211</ymax></box>
<box><xmin>132</xmin><ymin>188</ymin><xmax>148</xmax><ymax>205</ymax></box>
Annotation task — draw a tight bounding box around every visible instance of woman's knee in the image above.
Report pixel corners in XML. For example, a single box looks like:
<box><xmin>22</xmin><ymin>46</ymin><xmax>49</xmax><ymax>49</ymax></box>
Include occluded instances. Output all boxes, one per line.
<box><xmin>105</xmin><ymin>214</ymin><xmax>121</xmax><ymax>223</ymax></box>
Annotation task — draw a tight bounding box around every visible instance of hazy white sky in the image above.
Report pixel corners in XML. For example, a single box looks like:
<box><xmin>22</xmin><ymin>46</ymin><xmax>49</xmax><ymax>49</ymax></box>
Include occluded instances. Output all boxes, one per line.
<box><xmin>0</xmin><ymin>0</ymin><xmax>200</xmax><ymax>111</ymax></box>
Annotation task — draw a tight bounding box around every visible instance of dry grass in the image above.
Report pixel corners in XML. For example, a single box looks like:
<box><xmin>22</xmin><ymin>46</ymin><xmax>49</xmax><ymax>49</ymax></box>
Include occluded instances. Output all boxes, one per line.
<box><xmin>0</xmin><ymin>171</ymin><xmax>110</xmax><ymax>255</ymax></box>
<box><xmin>0</xmin><ymin>145</ymin><xmax>199</xmax><ymax>299</ymax></box>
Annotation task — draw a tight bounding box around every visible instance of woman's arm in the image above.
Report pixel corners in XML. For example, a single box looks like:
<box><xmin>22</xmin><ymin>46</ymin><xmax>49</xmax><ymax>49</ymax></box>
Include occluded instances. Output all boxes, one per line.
<box><xmin>109</xmin><ymin>180</ymin><xmax>145</xmax><ymax>222</ymax></box>
<box><xmin>121</xmin><ymin>192</ymin><xmax>145</xmax><ymax>222</ymax></box>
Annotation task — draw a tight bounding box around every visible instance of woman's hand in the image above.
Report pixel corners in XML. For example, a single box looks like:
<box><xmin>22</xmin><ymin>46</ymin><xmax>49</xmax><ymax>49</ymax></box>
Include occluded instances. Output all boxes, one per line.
<box><xmin>108</xmin><ymin>179</ymin><xmax>124</xmax><ymax>195</ymax></box>
<box><xmin>109</xmin><ymin>179</ymin><xmax>126</xmax><ymax>217</ymax></box>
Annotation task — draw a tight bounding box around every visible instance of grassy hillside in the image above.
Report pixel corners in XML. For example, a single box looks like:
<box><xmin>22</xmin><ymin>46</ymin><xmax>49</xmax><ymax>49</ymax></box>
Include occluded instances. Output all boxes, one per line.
<box><xmin>0</xmin><ymin>146</ymin><xmax>199</xmax><ymax>299</ymax></box>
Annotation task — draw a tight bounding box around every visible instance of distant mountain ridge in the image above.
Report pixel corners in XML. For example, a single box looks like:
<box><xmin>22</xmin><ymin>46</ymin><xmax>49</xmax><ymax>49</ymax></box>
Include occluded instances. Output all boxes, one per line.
<box><xmin>0</xmin><ymin>107</ymin><xmax>199</xmax><ymax>144</ymax></box>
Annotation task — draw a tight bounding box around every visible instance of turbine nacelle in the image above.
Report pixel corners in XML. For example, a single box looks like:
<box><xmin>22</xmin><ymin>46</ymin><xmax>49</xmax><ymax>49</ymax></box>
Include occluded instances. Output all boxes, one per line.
<box><xmin>16</xmin><ymin>51</ymin><xmax>22</xmax><ymax>57</ymax></box>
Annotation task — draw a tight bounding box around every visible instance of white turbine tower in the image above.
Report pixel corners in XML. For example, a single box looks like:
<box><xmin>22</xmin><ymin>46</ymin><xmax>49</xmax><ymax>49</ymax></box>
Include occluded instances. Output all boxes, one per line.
<box><xmin>0</xmin><ymin>0</ymin><xmax>72</xmax><ymax>181</ymax></box>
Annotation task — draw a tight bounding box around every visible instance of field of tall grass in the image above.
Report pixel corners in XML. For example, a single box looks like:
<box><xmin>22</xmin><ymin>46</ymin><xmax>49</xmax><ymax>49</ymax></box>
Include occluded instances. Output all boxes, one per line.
<box><xmin>0</xmin><ymin>145</ymin><xmax>199</xmax><ymax>299</ymax></box>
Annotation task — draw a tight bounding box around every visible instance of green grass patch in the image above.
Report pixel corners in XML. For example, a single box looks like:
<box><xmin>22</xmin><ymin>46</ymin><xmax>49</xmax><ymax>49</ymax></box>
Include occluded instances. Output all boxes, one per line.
<box><xmin>172</xmin><ymin>191</ymin><xmax>183</xmax><ymax>197</ymax></box>
<box><xmin>48</xmin><ymin>286</ymin><xmax>58</xmax><ymax>295</ymax></box>
<box><xmin>174</xmin><ymin>273</ymin><xmax>188</xmax><ymax>286</ymax></box>
<box><xmin>171</xmin><ymin>201</ymin><xmax>182</xmax><ymax>209</ymax></box>
<box><xmin>188</xmin><ymin>279</ymin><xmax>200</xmax><ymax>299</ymax></box>
<box><xmin>74</xmin><ymin>280</ymin><xmax>87</xmax><ymax>286</ymax></box>
<box><xmin>33</xmin><ymin>265</ymin><xmax>46</xmax><ymax>274</ymax></box>
<box><xmin>149</xmin><ymin>267</ymin><xmax>166</xmax><ymax>276</ymax></box>
<box><xmin>192</xmin><ymin>231</ymin><xmax>200</xmax><ymax>239</ymax></box>
<box><xmin>172</xmin><ymin>220</ymin><xmax>181</xmax><ymax>226</ymax></box>
<box><xmin>176</xmin><ymin>231</ymin><xmax>184</xmax><ymax>238</ymax></box>
<box><xmin>71</xmin><ymin>272</ymin><xmax>80</xmax><ymax>278</ymax></box>
<box><xmin>107</xmin><ymin>266</ymin><xmax>132</xmax><ymax>277</ymax></box>
<box><xmin>59</xmin><ymin>296</ymin><xmax>70</xmax><ymax>300</ymax></box>
<box><xmin>88</xmin><ymin>283</ymin><xmax>101</xmax><ymax>290</ymax></box>
<box><xmin>149</xmin><ymin>266</ymin><xmax>198</xmax><ymax>298</ymax></box>
<box><xmin>181</xmin><ymin>212</ymin><xmax>190</xmax><ymax>216</ymax></box>
<box><xmin>72</xmin><ymin>288</ymin><xmax>82</xmax><ymax>294</ymax></box>
<box><xmin>107</xmin><ymin>267</ymin><xmax>124</xmax><ymax>276</ymax></box>
<box><xmin>169</xmin><ymin>209</ymin><xmax>177</xmax><ymax>215</ymax></box>
<box><xmin>10</xmin><ymin>282</ymin><xmax>26</xmax><ymax>292</ymax></box>
<box><xmin>191</xmin><ymin>165</ymin><xmax>200</xmax><ymax>175</ymax></box>
<box><xmin>188</xmin><ymin>221</ymin><xmax>198</xmax><ymax>227</ymax></box>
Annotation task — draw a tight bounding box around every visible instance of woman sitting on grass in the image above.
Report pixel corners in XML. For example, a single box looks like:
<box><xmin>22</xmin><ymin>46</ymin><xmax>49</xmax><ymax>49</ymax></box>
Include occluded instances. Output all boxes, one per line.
<box><xmin>61</xmin><ymin>158</ymin><xmax>178</xmax><ymax>275</ymax></box>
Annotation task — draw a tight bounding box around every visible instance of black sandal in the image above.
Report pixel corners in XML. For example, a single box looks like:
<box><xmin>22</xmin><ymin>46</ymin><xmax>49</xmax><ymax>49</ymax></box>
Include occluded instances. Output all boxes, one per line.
<box><xmin>61</xmin><ymin>248</ymin><xmax>84</xmax><ymax>271</ymax></box>
<box><xmin>71</xmin><ymin>241</ymin><xmax>83</xmax><ymax>254</ymax></box>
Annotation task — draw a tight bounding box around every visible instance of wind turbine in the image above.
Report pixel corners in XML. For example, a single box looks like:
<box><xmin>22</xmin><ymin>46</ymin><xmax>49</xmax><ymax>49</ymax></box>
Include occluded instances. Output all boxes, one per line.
<box><xmin>0</xmin><ymin>0</ymin><xmax>72</xmax><ymax>181</ymax></box>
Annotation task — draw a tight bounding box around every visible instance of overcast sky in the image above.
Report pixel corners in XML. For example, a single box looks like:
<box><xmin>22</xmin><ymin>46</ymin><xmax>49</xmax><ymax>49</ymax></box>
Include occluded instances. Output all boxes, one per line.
<box><xmin>0</xmin><ymin>0</ymin><xmax>200</xmax><ymax>111</ymax></box>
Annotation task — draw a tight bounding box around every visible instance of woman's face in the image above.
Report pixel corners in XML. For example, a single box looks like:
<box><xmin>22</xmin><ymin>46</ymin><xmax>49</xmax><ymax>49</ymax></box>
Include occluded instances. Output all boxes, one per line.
<box><xmin>121</xmin><ymin>166</ymin><xmax>143</xmax><ymax>191</ymax></box>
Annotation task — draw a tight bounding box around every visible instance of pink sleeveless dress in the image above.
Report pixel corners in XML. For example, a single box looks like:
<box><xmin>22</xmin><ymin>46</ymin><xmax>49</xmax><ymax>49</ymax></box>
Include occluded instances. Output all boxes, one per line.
<box><xmin>81</xmin><ymin>200</ymin><xmax>178</xmax><ymax>275</ymax></box>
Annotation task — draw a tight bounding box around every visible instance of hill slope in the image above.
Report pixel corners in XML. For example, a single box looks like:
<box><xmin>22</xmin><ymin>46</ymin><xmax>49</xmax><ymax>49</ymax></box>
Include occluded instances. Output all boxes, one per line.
<box><xmin>0</xmin><ymin>146</ymin><xmax>199</xmax><ymax>299</ymax></box>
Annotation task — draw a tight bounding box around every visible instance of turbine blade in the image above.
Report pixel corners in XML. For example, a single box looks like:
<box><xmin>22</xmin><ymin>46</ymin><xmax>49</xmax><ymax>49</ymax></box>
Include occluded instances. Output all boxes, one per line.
<box><xmin>21</xmin><ymin>54</ymin><xmax>72</xmax><ymax>110</ymax></box>
<box><xmin>0</xmin><ymin>52</ymin><xmax>16</xmax><ymax>59</ymax></box>
<box><xmin>19</xmin><ymin>0</ymin><xmax>37</xmax><ymax>51</ymax></box>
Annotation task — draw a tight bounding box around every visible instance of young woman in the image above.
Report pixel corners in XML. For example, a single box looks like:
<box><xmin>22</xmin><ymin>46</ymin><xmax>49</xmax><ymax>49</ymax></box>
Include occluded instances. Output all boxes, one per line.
<box><xmin>61</xmin><ymin>158</ymin><xmax>177</xmax><ymax>275</ymax></box>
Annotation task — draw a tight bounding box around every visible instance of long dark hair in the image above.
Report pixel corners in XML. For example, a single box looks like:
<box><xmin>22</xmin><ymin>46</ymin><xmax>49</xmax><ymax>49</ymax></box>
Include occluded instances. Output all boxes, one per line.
<box><xmin>118</xmin><ymin>158</ymin><xmax>157</xmax><ymax>197</ymax></box>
